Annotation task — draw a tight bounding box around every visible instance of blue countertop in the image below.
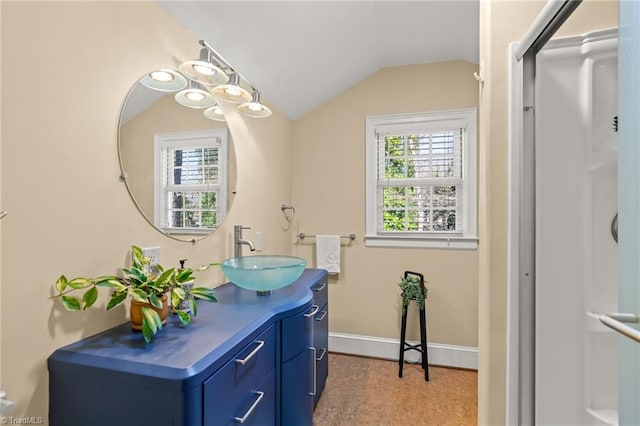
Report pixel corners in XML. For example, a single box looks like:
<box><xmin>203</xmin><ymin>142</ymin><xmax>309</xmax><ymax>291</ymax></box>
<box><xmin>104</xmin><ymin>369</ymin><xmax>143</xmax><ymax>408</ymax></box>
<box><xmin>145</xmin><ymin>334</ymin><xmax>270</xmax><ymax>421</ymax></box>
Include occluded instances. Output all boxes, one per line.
<box><xmin>48</xmin><ymin>269</ymin><xmax>326</xmax><ymax>390</ymax></box>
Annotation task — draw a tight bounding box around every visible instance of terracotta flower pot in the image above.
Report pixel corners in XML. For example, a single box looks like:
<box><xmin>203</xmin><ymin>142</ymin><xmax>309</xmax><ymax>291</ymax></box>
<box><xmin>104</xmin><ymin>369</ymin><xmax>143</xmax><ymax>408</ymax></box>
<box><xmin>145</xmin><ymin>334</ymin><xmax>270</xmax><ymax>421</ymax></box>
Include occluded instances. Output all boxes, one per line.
<box><xmin>130</xmin><ymin>294</ymin><xmax>168</xmax><ymax>331</ymax></box>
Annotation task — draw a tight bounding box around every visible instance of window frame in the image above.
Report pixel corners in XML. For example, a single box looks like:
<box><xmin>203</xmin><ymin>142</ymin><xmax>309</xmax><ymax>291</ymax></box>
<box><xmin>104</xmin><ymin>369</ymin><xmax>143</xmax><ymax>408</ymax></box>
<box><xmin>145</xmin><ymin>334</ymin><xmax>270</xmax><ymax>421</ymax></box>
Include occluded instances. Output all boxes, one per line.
<box><xmin>154</xmin><ymin>129</ymin><xmax>228</xmax><ymax>234</ymax></box>
<box><xmin>365</xmin><ymin>108</ymin><xmax>478</xmax><ymax>249</ymax></box>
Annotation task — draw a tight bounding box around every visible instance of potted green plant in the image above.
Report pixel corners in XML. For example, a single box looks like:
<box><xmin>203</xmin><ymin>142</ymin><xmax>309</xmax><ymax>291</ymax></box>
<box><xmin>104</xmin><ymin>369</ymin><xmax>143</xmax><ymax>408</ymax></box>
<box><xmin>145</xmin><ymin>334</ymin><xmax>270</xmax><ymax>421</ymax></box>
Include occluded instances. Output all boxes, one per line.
<box><xmin>399</xmin><ymin>274</ymin><xmax>428</xmax><ymax>314</ymax></box>
<box><xmin>51</xmin><ymin>245</ymin><xmax>218</xmax><ymax>343</ymax></box>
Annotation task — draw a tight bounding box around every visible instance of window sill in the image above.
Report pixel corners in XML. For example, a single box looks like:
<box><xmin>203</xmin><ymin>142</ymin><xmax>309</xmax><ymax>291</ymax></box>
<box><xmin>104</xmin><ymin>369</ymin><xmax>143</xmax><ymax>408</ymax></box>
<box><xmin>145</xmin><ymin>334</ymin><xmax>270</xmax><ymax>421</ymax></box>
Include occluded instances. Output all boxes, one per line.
<box><xmin>162</xmin><ymin>228</ymin><xmax>216</xmax><ymax>235</ymax></box>
<box><xmin>364</xmin><ymin>235</ymin><xmax>478</xmax><ymax>250</ymax></box>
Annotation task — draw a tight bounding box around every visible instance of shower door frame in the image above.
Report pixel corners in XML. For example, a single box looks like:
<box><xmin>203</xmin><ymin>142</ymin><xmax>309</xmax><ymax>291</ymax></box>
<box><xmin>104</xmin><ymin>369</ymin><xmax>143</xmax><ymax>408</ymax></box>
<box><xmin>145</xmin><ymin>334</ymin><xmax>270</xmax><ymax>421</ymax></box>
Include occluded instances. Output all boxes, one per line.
<box><xmin>507</xmin><ymin>1</ymin><xmax>583</xmax><ymax>424</ymax></box>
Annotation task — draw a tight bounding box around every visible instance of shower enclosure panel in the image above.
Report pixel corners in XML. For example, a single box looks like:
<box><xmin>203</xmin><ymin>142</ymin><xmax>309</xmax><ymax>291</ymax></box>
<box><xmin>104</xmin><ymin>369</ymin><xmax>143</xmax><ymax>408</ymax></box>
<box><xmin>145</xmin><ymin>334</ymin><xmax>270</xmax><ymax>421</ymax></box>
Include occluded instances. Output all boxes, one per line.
<box><xmin>536</xmin><ymin>29</ymin><xmax>618</xmax><ymax>425</ymax></box>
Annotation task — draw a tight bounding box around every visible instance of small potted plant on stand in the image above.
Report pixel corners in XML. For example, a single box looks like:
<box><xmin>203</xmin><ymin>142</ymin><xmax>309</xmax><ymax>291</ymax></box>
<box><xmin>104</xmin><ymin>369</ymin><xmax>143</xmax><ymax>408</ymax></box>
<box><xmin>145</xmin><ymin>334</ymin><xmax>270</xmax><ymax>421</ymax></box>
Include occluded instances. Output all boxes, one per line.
<box><xmin>51</xmin><ymin>245</ymin><xmax>218</xmax><ymax>343</ymax></box>
<box><xmin>399</xmin><ymin>273</ymin><xmax>427</xmax><ymax>314</ymax></box>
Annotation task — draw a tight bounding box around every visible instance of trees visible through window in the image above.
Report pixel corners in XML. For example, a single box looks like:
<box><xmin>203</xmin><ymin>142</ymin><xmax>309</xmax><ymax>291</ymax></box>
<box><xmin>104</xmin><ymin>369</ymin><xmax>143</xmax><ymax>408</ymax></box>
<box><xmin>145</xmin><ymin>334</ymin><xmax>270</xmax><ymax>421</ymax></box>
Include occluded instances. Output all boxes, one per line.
<box><xmin>381</xmin><ymin>131</ymin><xmax>461</xmax><ymax>232</ymax></box>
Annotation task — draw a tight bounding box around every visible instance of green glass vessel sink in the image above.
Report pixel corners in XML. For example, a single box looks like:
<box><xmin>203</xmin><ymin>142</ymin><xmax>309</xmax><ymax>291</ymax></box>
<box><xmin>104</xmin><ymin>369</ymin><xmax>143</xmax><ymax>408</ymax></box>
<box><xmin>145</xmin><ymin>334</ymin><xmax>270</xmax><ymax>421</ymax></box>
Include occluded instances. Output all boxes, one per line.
<box><xmin>222</xmin><ymin>255</ymin><xmax>307</xmax><ymax>294</ymax></box>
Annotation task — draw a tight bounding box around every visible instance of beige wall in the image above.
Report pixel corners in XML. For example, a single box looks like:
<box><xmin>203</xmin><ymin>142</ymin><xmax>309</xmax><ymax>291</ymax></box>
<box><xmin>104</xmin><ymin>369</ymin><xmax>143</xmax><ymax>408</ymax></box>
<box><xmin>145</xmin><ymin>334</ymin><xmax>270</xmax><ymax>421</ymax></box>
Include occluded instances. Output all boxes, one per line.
<box><xmin>291</xmin><ymin>61</ymin><xmax>480</xmax><ymax>347</ymax></box>
<box><xmin>478</xmin><ymin>1</ymin><xmax>618</xmax><ymax>424</ymax></box>
<box><xmin>0</xmin><ymin>1</ymin><xmax>292</xmax><ymax>420</ymax></box>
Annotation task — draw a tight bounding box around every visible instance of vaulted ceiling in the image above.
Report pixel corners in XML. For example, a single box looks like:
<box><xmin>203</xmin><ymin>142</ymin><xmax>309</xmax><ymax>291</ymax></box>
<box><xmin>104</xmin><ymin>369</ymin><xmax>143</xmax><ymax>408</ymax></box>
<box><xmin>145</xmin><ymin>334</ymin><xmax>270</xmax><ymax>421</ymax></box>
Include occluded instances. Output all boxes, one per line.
<box><xmin>159</xmin><ymin>1</ymin><xmax>479</xmax><ymax>120</ymax></box>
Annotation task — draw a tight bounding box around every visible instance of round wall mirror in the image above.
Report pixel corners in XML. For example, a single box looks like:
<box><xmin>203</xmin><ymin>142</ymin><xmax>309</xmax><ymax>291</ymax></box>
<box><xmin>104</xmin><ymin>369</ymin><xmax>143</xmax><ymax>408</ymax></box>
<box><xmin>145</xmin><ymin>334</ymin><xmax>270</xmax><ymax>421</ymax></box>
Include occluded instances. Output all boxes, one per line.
<box><xmin>118</xmin><ymin>73</ymin><xmax>236</xmax><ymax>242</ymax></box>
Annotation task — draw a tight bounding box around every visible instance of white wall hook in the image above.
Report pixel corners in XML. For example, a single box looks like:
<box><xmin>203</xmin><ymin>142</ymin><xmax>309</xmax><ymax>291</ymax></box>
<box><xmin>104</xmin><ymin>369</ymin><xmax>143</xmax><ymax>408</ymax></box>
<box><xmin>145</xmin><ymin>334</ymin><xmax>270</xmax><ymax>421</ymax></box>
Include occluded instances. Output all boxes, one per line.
<box><xmin>474</xmin><ymin>60</ymin><xmax>485</xmax><ymax>83</ymax></box>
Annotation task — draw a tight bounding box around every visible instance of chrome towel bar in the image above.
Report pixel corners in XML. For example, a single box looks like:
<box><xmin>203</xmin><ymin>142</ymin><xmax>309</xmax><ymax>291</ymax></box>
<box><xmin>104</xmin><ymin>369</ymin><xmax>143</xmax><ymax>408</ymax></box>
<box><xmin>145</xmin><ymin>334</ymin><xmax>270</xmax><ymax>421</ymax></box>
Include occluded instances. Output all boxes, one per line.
<box><xmin>297</xmin><ymin>233</ymin><xmax>356</xmax><ymax>241</ymax></box>
<box><xmin>600</xmin><ymin>313</ymin><xmax>640</xmax><ymax>344</ymax></box>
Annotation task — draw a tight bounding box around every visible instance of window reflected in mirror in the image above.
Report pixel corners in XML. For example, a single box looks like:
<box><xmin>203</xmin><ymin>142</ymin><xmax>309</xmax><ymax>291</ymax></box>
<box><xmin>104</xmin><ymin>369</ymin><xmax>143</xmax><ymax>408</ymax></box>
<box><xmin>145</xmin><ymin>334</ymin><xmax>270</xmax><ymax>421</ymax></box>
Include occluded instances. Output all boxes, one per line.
<box><xmin>154</xmin><ymin>129</ymin><xmax>228</xmax><ymax>234</ymax></box>
<box><xmin>118</xmin><ymin>76</ymin><xmax>236</xmax><ymax>241</ymax></box>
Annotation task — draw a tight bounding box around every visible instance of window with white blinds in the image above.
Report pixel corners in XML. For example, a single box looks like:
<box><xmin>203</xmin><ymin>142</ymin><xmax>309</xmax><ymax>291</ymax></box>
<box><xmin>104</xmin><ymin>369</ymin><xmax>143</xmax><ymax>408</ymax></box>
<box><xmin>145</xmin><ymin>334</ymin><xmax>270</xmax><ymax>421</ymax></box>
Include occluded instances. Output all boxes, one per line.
<box><xmin>365</xmin><ymin>109</ymin><xmax>477</xmax><ymax>249</ymax></box>
<box><xmin>154</xmin><ymin>129</ymin><xmax>228</xmax><ymax>234</ymax></box>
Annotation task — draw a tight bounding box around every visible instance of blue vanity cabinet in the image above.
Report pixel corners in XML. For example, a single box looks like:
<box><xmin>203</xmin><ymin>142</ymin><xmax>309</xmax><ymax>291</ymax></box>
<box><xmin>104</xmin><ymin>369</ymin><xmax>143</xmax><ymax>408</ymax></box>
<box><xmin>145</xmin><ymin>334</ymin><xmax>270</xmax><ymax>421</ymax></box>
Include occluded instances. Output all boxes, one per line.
<box><xmin>311</xmin><ymin>279</ymin><xmax>329</xmax><ymax>407</ymax></box>
<box><xmin>48</xmin><ymin>269</ymin><xmax>329</xmax><ymax>426</ymax></box>
<box><xmin>280</xmin><ymin>273</ymin><xmax>329</xmax><ymax>424</ymax></box>
<box><xmin>281</xmin><ymin>305</ymin><xmax>316</xmax><ymax>426</ymax></box>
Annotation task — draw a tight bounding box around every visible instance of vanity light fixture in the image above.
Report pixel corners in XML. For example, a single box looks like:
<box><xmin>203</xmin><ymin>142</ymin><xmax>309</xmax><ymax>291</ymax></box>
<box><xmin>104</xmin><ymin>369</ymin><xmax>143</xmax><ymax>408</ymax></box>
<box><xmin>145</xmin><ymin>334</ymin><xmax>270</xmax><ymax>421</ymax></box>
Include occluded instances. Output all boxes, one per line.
<box><xmin>204</xmin><ymin>103</ymin><xmax>226</xmax><ymax>121</ymax></box>
<box><xmin>211</xmin><ymin>73</ymin><xmax>252</xmax><ymax>104</ymax></box>
<box><xmin>238</xmin><ymin>91</ymin><xmax>272</xmax><ymax>118</ymax></box>
<box><xmin>179</xmin><ymin>48</ymin><xmax>229</xmax><ymax>86</ymax></box>
<box><xmin>174</xmin><ymin>80</ymin><xmax>216</xmax><ymax>109</ymax></box>
<box><xmin>140</xmin><ymin>69</ymin><xmax>187</xmax><ymax>92</ymax></box>
<box><xmin>143</xmin><ymin>40</ymin><xmax>272</xmax><ymax>119</ymax></box>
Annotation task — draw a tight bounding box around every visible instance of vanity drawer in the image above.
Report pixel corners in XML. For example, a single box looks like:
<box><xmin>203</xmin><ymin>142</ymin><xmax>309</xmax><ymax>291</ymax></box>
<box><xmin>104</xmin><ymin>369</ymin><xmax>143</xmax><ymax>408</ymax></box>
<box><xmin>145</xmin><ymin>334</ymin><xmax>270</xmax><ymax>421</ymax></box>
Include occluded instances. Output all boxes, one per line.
<box><xmin>203</xmin><ymin>323</ymin><xmax>276</xmax><ymax>425</ymax></box>
<box><xmin>205</xmin><ymin>367</ymin><xmax>276</xmax><ymax>426</ymax></box>
<box><xmin>311</xmin><ymin>280</ymin><xmax>328</xmax><ymax>310</ymax></box>
<box><xmin>314</xmin><ymin>304</ymin><xmax>329</xmax><ymax>362</ymax></box>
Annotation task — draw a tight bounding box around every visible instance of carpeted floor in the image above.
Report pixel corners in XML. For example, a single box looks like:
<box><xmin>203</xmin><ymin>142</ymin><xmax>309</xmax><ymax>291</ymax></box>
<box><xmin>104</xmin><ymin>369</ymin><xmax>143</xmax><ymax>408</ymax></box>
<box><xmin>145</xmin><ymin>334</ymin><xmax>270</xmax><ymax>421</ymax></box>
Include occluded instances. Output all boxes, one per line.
<box><xmin>313</xmin><ymin>353</ymin><xmax>477</xmax><ymax>426</ymax></box>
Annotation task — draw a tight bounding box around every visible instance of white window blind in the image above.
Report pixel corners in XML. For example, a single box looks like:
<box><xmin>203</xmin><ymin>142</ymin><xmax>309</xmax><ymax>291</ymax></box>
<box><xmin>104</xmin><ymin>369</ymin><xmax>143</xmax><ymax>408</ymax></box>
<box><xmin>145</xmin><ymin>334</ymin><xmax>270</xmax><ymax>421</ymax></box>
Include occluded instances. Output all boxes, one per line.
<box><xmin>365</xmin><ymin>109</ymin><xmax>477</xmax><ymax>249</ymax></box>
<box><xmin>154</xmin><ymin>129</ymin><xmax>228</xmax><ymax>234</ymax></box>
<box><xmin>376</xmin><ymin>127</ymin><xmax>464</xmax><ymax>233</ymax></box>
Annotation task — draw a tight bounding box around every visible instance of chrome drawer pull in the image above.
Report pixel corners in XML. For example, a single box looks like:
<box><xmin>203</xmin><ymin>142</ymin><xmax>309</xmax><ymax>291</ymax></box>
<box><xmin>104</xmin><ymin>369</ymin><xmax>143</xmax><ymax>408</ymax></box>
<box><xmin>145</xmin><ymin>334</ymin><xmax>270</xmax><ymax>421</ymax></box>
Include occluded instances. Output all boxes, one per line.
<box><xmin>313</xmin><ymin>282</ymin><xmax>327</xmax><ymax>292</ymax></box>
<box><xmin>315</xmin><ymin>310</ymin><xmax>327</xmax><ymax>321</ymax></box>
<box><xmin>235</xmin><ymin>340</ymin><xmax>265</xmax><ymax>365</ymax></box>
<box><xmin>309</xmin><ymin>348</ymin><xmax>317</xmax><ymax>396</ymax></box>
<box><xmin>304</xmin><ymin>305</ymin><xmax>319</xmax><ymax>318</ymax></box>
<box><xmin>316</xmin><ymin>348</ymin><xmax>327</xmax><ymax>362</ymax></box>
<box><xmin>234</xmin><ymin>391</ymin><xmax>264</xmax><ymax>424</ymax></box>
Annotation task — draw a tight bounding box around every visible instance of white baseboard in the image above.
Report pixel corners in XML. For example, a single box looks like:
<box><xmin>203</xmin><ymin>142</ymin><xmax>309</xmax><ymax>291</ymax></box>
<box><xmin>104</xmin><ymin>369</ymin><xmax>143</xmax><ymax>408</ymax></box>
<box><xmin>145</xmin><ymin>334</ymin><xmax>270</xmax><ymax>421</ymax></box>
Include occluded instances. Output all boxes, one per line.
<box><xmin>328</xmin><ymin>332</ymin><xmax>478</xmax><ymax>370</ymax></box>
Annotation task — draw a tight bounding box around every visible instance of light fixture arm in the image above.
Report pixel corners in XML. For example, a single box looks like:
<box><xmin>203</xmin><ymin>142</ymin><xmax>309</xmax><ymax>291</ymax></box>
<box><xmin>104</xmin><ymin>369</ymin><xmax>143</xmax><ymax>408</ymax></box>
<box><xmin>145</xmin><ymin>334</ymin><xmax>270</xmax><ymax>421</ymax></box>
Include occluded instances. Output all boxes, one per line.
<box><xmin>199</xmin><ymin>40</ymin><xmax>259</xmax><ymax>94</ymax></box>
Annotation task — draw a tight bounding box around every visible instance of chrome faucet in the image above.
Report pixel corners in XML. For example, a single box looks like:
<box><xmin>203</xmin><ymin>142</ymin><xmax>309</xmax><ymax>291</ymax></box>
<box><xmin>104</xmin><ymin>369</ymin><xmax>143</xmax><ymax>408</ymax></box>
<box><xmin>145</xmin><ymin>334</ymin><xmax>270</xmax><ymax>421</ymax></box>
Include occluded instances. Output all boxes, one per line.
<box><xmin>234</xmin><ymin>225</ymin><xmax>256</xmax><ymax>257</ymax></box>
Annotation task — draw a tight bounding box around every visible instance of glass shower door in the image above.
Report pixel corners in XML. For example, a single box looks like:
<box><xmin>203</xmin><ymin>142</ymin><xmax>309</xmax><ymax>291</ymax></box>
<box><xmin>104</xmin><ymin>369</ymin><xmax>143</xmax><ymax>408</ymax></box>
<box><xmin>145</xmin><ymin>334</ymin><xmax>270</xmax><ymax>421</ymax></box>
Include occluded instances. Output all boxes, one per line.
<box><xmin>611</xmin><ymin>1</ymin><xmax>640</xmax><ymax>424</ymax></box>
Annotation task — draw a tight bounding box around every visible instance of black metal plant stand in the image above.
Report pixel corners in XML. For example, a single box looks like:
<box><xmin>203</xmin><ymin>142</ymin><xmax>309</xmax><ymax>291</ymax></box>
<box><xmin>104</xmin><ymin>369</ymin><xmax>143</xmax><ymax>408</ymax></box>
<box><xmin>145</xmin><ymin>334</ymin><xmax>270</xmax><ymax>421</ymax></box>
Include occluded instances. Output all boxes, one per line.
<box><xmin>398</xmin><ymin>271</ymin><xmax>429</xmax><ymax>381</ymax></box>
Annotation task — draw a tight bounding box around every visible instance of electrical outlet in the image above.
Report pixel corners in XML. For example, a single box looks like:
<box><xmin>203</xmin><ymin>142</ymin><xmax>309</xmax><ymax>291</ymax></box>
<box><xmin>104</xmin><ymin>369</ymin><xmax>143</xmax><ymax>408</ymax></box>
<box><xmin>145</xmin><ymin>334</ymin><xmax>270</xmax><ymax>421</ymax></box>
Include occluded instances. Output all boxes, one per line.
<box><xmin>255</xmin><ymin>232</ymin><xmax>263</xmax><ymax>251</ymax></box>
<box><xmin>142</xmin><ymin>247</ymin><xmax>160</xmax><ymax>274</ymax></box>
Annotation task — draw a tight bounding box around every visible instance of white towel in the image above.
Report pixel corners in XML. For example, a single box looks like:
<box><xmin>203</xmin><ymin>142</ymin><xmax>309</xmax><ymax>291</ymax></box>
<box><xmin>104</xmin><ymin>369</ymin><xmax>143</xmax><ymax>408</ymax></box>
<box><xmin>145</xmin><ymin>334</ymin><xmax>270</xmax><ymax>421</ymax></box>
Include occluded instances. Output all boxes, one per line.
<box><xmin>316</xmin><ymin>235</ymin><xmax>341</xmax><ymax>274</ymax></box>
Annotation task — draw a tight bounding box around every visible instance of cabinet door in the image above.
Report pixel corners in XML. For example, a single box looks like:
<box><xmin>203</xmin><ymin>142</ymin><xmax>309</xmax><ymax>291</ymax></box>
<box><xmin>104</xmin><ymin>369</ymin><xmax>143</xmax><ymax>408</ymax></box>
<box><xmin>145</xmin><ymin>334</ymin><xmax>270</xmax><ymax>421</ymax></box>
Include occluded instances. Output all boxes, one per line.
<box><xmin>281</xmin><ymin>304</ymin><xmax>315</xmax><ymax>362</ymax></box>
<box><xmin>313</xmin><ymin>303</ymin><xmax>329</xmax><ymax>407</ymax></box>
<box><xmin>281</xmin><ymin>347</ymin><xmax>314</xmax><ymax>426</ymax></box>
